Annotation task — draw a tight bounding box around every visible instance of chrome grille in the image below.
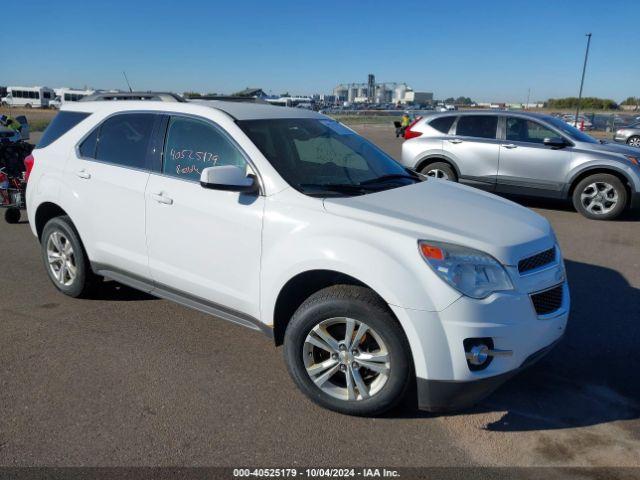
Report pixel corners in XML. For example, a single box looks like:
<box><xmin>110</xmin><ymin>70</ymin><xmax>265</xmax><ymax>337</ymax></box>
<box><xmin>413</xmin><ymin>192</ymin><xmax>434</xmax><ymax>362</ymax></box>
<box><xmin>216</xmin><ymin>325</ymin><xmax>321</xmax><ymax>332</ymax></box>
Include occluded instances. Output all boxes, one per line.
<box><xmin>518</xmin><ymin>247</ymin><xmax>556</xmax><ymax>274</ymax></box>
<box><xmin>530</xmin><ymin>284</ymin><xmax>564</xmax><ymax>316</ymax></box>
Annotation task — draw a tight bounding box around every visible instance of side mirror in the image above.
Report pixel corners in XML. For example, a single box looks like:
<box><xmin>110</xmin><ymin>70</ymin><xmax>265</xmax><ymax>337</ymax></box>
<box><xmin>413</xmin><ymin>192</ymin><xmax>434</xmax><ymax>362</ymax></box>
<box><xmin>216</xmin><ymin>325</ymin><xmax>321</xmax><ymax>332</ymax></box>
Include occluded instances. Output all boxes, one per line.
<box><xmin>543</xmin><ymin>137</ymin><xmax>568</xmax><ymax>148</ymax></box>
<box><xmin>200</xmin><ymin>165</ymin><xmax>258</xmax><ymax>193</ymax></box>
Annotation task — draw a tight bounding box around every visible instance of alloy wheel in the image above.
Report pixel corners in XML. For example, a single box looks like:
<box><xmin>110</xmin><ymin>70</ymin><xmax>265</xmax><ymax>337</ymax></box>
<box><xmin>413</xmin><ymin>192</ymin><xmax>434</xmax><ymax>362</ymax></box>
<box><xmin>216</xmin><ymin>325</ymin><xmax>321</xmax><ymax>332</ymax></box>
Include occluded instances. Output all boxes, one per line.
<box><xmin>628</xmin><ymin>137</ymin><xmax>640</xmax><ymax>148</ymax></box>
<box><xmin>580</xmin><ymin>182</ymin><xmax>619</xmax><ymax>215</ymax></box>
<box><xmin>46</xmin><ymin>231</ymin><xmax>77</xmax><ymax>286</ymax></box>
<box><xmin>303</xmin><ymin>317</ymin><xmax>390</xmax><ymax>401</ymax></box>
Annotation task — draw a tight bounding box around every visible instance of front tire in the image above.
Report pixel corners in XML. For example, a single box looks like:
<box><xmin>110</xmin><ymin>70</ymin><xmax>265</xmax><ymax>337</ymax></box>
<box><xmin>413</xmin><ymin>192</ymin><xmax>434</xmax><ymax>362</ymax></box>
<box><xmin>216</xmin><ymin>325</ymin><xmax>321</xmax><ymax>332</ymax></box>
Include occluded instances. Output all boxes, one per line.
<box><xmin>627</xmin><ymin>136</ymin><xmax>640</xmax><ymax>148</ymax></box>
<box><xmin>420</xmin><ymin>161</ymin><xmax>457</xmax><ymax>181</ymax></box>
<box><xmin>41</xmin><ymin>216</ymin><xmax>98</xmax><ymax>297</ymax></box>
<box><xmin>572</xmin><ymin>173</ymin><xmax>627</xmax><ymax>220</ymax></box>
<box><xmin>284</xmin><ymin>285</ymin><xmax>411</xmax><ymax>416</ymax></box>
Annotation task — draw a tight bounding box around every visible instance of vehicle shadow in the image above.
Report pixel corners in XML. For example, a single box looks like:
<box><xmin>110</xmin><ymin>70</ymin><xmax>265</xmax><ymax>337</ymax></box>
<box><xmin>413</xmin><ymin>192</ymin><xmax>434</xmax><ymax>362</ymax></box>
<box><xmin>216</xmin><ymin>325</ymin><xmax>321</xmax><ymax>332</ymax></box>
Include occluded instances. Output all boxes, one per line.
<box><xmin>391</xmin><ymin>259</ymin><xmax>640</xmax><ymax>430</ymax></box>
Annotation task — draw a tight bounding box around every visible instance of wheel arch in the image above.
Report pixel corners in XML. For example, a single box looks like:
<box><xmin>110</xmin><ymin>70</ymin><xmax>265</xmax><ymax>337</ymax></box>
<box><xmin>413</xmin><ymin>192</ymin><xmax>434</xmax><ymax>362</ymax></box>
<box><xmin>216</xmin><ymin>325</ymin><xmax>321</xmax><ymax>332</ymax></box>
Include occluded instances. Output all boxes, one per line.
<box><xmin>567</xmin><ymin>166</ymin><xmax>634</xmax><ymax>205</ymax></box>
<box><xmin>272</xmin><ymin>269</ymin><xmax>389</xmax><ymax>346</ymax></box>
<box><xmin>35</xmin><ymin>202</ymin><xmax>69</xmax><ymax>240</ymax></box>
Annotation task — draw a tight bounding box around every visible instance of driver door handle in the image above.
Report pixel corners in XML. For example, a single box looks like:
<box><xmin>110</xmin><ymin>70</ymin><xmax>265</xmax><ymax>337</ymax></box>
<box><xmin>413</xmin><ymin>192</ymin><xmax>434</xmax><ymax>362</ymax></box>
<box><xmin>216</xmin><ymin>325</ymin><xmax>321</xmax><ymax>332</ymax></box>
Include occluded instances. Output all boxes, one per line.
<box><xmin>448</xmin><ymin>138</ymin><xmax>463</xmax><ymax>144</ymax></box>
<box><xmin>501</xmin><ymin>144</ymin><xmax>518</xmax><ymax>149</ymax></box>
<box><xmin>151</xmin><ymin>192</ymin><xmax>173</xmax><ymax>205</ymax></box>
<box><xmin>76</xmin><ymin>170</ymin><xmax>91</xmax><ymax>179</ymax></box>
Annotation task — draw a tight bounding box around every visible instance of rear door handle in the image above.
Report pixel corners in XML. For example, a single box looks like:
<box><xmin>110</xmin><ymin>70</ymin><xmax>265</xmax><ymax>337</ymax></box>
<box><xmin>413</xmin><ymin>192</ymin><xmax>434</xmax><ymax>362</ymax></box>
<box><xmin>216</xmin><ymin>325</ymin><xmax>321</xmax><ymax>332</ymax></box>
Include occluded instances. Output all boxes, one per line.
<box><xmin>448</xmin><ymin>138</ymin><xmax>463</xmax><ymax>144</ymax></box>
<box><xmin>151</xmin><ymin>192</ymin><xmax>173</xmax><ymax>205</ymax></box>
<box><xmin>501</xmin><ymin>144</ymin><xmax>518</xmax><ymax>149</ymax></box>
<box><xmin>76</xmin><ymin>170</ymin><xmax>91</xmax><ymax>179</ymax></box>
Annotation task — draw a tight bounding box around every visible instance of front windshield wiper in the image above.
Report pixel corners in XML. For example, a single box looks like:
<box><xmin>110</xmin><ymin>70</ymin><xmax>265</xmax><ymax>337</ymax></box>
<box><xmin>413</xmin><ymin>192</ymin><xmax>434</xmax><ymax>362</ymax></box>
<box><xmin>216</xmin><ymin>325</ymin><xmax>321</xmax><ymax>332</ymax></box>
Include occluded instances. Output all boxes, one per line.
<box><xmin>359</xmin><ymin>172</ymin><xmax>421</xmax><ymax>185</ymax></box>
<box><xmin>300</xmin><ymin>183</ymin><xmax>377</xmax><ymax>196</ymax></box>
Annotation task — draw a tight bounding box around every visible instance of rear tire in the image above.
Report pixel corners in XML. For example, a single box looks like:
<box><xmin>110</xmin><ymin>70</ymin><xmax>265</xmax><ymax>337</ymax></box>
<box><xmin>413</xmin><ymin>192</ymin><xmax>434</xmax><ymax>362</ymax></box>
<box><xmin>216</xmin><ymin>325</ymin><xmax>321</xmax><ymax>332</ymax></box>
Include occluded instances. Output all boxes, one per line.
<box><xmin>420</xmin><ymin>161</ymin><xmax>457</xmax><ymax>181</ymax></box>
<box><xmin>572</xmin><ymin>173</ymin><xmax>627</xmax><ymax>220</ymax></box>
<box><xmin>24</xmin><ymin>103</ymin><xmax>32</xmax><ymax>109</ymax></box>
<box><xmin>284</xmin><ymin>285</ymin><xmax>411</xmax><ymax>416</ymax></box>
<box><xmin>4</xmin><ymin>208</ymin><xmax>20</xmax><ymax>224</ymax></box>
<box><xmin>627</xmin><ymin>136</ymin><xmax>640</xmax><ymax>148</ymax></box>
<box><xmin>41</xmin><ymin>216</ymin><xmax>99</xmax><ymax>297</ymax></box>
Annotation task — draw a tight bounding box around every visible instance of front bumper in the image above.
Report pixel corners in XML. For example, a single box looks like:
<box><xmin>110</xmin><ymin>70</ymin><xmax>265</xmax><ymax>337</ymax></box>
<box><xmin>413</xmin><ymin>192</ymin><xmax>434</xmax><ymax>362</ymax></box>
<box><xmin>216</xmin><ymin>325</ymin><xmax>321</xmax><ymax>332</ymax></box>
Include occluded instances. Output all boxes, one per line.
<box><xmin>389</xmin><ymin>264</ymin><xmax>569</xmax><ymax>412</ymax></box>
<box><xmin>416</xmin><ymin>336</ymin><xmax>562</xmax><ymax>412</ymax></box>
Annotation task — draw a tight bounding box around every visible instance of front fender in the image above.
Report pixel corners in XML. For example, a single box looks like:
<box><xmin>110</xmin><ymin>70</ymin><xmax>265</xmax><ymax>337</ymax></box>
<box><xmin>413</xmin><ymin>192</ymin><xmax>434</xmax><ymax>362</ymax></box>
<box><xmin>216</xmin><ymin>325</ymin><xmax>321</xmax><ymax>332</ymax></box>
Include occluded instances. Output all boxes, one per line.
<box><xmin>260</xmin><ymin>196</ymin><xmax>461</xmax><ymax>327</ymax></box>
<box><xmin>566</xmin><ymin>160</ymin><xmax>640</xmax><ymax>195</ymax></box>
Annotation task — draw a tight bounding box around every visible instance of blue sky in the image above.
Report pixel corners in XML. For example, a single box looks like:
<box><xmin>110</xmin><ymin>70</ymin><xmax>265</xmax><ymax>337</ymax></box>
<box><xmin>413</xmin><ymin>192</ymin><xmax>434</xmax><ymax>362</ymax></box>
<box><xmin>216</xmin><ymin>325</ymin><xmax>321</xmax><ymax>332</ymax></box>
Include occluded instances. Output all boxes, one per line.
<box><xmin>1</xmin><ymin>0</ymin><xmax>638</xmax><ymax>102</ymax></box>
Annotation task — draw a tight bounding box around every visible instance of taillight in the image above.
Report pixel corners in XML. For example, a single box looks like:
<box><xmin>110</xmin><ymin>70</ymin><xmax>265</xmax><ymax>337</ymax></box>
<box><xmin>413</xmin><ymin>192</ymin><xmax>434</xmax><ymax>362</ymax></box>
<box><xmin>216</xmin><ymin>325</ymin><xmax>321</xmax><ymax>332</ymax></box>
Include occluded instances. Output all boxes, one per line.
<box><xmin>404</xmin><ymin>118</ymin><xmax>423</xmax><ymax>139</ymax></box>
<box><xmin>24</xmin><ymin>154</ymin><xmax>34</xmax><ymax>182</ymax></box>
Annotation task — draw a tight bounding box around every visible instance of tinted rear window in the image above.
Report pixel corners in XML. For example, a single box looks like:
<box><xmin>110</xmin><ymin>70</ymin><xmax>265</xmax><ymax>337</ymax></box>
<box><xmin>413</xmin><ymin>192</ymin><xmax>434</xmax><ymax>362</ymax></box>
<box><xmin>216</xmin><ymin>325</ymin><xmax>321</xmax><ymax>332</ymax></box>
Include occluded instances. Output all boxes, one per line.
<box><xmin>429</xmin><ymin>116</ymin><xmax>455</xmax><ymax>134</ymax></box>
<box><xmin>455</xmin><ymin>115</ymin><xmax>498</xmax><ymax>139</ymax></box>
<box><xmin>36</xmin><ymin>111</ymin><xmax>90</xmax><ymax>149</ymax></box>
<box><xmin>95</xmin><ymin>113</ymin><xmax>156</xmax><ymax>169</ymax></box>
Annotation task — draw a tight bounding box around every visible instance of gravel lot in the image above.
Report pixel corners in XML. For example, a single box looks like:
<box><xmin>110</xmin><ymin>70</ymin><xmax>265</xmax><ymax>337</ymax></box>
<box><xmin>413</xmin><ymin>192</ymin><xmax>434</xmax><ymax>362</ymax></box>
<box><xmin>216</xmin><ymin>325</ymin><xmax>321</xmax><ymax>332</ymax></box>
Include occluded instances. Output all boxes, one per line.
<box><xmin>0</xmin><ymin>125</ymin><xmax>638</xmax><ymax>468</ymax></box>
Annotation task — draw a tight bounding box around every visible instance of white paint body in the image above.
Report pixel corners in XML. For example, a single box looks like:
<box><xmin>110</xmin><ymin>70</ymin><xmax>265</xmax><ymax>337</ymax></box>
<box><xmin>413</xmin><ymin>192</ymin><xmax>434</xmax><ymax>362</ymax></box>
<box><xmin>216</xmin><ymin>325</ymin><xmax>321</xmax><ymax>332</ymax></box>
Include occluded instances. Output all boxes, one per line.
<box><xmin>27</xmin><ymin>101</ymin><xmax>569</xmax><ymax>386</ymax></box>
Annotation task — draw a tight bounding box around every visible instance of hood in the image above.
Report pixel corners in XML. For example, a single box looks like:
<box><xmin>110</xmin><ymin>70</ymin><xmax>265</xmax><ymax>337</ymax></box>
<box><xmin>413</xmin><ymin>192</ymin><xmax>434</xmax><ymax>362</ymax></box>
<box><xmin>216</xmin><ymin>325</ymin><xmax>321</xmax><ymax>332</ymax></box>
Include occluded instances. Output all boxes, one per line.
<box><xmin>580</xmin><ymin>140</ymin><xmax>640</xmax><ymax>157</ymax></box>
<box><xmin>323</xmin><ymin>180</ymin><xmax>554</xmax><ymax>266</ymax></box>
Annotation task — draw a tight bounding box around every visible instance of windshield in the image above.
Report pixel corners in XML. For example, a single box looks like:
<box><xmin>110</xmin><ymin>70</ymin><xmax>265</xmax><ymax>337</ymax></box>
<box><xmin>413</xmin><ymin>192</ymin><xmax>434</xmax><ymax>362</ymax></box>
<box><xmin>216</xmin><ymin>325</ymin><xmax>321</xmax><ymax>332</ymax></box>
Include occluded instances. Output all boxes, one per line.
<box><xmin>238</xmin><ymin>118</ymin><xmax>420</xmax><ymax>196</ymax></box>
<box><xmin>545</xmin><ymin>116</ymin><xmax>598</xmax><ymax>144</ymax></box>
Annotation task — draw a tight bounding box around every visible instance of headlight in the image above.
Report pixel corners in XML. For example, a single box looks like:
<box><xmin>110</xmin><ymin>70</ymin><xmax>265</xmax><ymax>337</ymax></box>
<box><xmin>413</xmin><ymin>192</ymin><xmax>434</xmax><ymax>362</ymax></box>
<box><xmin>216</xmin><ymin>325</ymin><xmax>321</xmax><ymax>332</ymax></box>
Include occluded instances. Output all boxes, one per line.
<box><xmin>418</xmin><ymin>240</ymin><xmax>514</xmax><ymax>299</ymax></box>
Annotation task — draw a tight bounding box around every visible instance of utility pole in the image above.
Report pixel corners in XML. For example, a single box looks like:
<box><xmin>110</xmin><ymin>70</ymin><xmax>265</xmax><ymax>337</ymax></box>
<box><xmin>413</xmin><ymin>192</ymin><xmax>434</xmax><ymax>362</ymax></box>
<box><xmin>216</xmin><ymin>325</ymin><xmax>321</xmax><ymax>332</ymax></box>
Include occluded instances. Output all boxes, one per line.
<box><xmin>122</xmin><ymin>71</ymin><xmax>133</xmax><ymax>93</ymax></box>
<box><xmin>575</xmin><ymin>33</ymin><xmax>592</xmax><ymax>124</ymax></box>
<box><xmin>525</xmin><ymin>88</ymin><xmax>531</xmax><ymax>110</ymax></box>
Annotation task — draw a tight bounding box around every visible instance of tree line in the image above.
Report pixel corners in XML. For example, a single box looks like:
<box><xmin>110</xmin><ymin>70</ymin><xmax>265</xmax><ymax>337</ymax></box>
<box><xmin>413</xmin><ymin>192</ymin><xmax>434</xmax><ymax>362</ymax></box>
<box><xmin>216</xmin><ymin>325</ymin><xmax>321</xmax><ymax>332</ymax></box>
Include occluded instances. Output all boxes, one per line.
<box><xmin>545</xmin><ymin>97</ymin><xmax>618</xmax><ymax>109</ymax></box>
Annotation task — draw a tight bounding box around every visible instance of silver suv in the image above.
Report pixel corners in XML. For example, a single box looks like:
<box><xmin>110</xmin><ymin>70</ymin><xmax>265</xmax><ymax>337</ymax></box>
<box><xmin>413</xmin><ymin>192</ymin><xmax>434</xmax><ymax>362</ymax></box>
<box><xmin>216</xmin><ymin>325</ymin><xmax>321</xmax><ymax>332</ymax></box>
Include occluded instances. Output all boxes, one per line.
<box><xmin>401</xmin><ymin>111</ymin><xmax>640</xmax><ymax>220</ymax></box>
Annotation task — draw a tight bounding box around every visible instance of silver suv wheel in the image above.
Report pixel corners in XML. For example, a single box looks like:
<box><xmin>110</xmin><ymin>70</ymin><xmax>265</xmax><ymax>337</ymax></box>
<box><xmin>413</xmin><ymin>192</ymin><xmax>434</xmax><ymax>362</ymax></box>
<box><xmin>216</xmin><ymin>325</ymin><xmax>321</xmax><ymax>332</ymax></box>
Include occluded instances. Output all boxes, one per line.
<box><xmin>425</xmin><ymin>168</ymin><xmax>450</xmax><ymax>180</ymax></box>
<box><xmin>46</xmin><ymin>230</ymin><xmax>77</xmax><ymax>286</ymax></box>
<box><xmin>580</xmin><ymin>181</ymin><xmax>619</xmax><ymax>215</ymax></box>
<box><xmin>303</xmin><ymin>317</ymin><xmax>390</xmax><ymax>401</ymax></box>
<box><xmin>627</xmin><ymin>136</ymin><xmax>640</xmax><ymax>147</ymax></box>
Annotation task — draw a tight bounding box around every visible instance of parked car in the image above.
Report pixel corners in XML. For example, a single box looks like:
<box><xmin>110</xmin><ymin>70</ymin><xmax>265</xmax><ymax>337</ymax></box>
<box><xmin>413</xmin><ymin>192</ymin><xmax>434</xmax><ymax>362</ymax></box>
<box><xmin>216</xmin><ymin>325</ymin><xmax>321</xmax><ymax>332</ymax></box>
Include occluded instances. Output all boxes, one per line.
<box><xmin>401</xmin><ymin>111</ymin><xmax>640</xmax><ymax>220</ymax></box>
<box><xmin>614</xmin><ymin>122</ymin><xmax>640</xmax><ymax>147</ymax></box>
<box><xmin>564</xmin><ymin>116</ymin><xmax>593</xmax><ymax>131</ymax></box>
<box><xmin>27</xmin><ymin>101</ymin><xmax>569</xmax><ymax>416</ymax></box>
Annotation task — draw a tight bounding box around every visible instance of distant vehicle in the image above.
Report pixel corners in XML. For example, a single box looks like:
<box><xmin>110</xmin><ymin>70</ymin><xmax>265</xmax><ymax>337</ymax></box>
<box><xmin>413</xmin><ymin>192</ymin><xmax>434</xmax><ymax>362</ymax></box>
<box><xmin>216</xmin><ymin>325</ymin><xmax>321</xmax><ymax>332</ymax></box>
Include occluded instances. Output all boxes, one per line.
<box><xmin>401</xmin><ymin>110</ymin><xmax>640</xmax><ymax>220</ymax></box>
<box><xmin>79</xmin><ymin>91</ymin><xmax>185</xmax><ymax>102</ymax></box>
<box><xmin>614</xmin><ymin>122</ymin><xmax>640</xmax><ymax>147</ymax></box>
<box><xmin>1</xmin><ymin>86</ymin><xmax>55</xmax><ymax>108</ymax></box>
<box><xmin>50</xmin><ymin>89</ymin><xmax>95</xmax><ymax>109</ymax></box>
<box><xmin>564</xmin><ymin>116</ymin><xmax>593</xmax><ymax>131</ymax></box>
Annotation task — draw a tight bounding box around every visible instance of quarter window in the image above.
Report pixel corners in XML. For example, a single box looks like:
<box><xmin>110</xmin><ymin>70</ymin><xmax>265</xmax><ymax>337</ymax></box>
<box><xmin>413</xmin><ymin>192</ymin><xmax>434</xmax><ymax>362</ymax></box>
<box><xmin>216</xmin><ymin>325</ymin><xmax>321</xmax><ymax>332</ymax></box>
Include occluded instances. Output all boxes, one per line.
<box><xmin>95</xmin><ymin>113</ymin><xmax>156</xmax><ymax>169</ymax></box>
<box><xmin>455</xmin><ymin>115</ymin><xmax>498</xmax><ymax>139</ymax></box>
<box><xmin>506</xmin><ymin>118</ymin><xmax>558</xmax><ymax>144</ymax></box>
<box><xmin>79</xmin><ymin>128</ymin><xmax>98</xmax><ymax>158</ymax></box>
<box><xmin>429</xmin><ymin>116</ymin><xmax>456</xmax><ymax>134</ymax></box>
<box><xmin>162</xmin><ymin>116</ymin><xmax>247</xmax><ymax>181</ymax></box>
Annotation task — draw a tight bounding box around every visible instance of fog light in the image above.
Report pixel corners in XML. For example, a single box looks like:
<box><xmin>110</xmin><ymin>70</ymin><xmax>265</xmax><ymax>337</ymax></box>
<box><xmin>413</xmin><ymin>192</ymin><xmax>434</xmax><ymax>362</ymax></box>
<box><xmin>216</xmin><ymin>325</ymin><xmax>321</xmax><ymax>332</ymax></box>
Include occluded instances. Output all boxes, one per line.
<box><xmin>467</xmin><ymin>344</ymin><xmax>490</xmax><ymax>366</ymax></box>
<box><xmin>463</xmin><ymin>337</ymin><xmax>514</xmax><ymax>371</ymax></box>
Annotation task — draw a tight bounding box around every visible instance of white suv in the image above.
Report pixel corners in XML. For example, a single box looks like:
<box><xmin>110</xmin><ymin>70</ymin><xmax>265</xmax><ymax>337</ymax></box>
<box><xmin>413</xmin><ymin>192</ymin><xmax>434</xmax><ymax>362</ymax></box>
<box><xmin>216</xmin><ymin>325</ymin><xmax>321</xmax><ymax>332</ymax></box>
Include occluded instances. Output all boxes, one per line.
<box><xmin>26</xmin><ymin>101</ymin><xmax>569</xmax><ymax>416</ymax></box>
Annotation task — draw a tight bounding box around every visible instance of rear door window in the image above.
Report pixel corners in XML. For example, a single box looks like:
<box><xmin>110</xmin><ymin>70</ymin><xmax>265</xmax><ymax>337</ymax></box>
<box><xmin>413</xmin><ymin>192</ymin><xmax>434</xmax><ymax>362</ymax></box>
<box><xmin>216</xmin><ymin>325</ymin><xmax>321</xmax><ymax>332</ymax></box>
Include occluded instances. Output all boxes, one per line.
<box><xmin>95</xmin><ymin>113</ymin><xmax>156</xmax><ymax>169</ymax></box>
<box><xmin>455</xmin><ymin>115</ymin><xmax>498</xmax><ymax>139</ymax></box>
<box><xmin>429</xmin><ymin>116</ymin><xmax>456</xmax><ymax>134</ymax></box>
<box><xmin>35</xmin><ymin>111</ymin><xmax>90</xmax><ymax>149</ymax></box>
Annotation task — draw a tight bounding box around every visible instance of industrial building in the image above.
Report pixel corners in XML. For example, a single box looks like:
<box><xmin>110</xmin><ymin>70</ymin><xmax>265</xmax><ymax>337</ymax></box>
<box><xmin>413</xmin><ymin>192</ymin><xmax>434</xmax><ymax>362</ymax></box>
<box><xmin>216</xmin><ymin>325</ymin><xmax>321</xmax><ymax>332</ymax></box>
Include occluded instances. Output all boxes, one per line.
<box><xmin>333</xmin><ymin>74</ymin><xmax>433</xmax><ymax>106</ymax></box>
